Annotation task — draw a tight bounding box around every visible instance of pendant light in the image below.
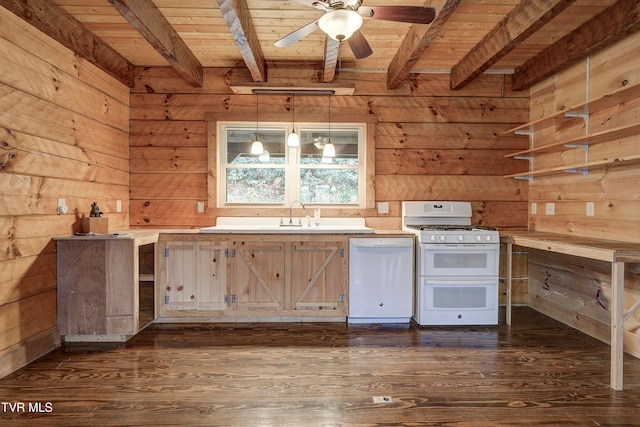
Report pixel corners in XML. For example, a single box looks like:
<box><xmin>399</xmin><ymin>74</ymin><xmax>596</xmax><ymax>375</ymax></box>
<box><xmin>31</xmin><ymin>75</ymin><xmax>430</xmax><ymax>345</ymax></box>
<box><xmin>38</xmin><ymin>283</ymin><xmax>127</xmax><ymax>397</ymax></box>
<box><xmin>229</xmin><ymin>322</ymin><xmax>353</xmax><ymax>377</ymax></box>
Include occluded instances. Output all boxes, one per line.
<box><xmin>259</xmin><ymin>150</ymin><xmax>270</xmax><ymax>162</ymax></box>
<box><xmin>287</xmin><ymin>94</ymin><xmax>300</xmax><ymax>147</ymax></box>
<box><xmin>323</xmin><ymin>95</ymin><xmax>335</xmax><ymax>159</ymax></box>
<box><xmin>251</xmin><ymin>93</ymin><xmax>264</xmax><ymax>155</ymax></box>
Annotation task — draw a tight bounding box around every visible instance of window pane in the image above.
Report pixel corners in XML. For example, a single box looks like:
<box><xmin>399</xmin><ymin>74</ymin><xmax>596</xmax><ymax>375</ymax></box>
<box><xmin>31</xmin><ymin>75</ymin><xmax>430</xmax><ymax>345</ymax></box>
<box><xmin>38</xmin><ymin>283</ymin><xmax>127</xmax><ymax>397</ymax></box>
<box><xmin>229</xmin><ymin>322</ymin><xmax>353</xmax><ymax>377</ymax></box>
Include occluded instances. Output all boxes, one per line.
<box><xmin>300</xmin><ymin>168</ymin><xmax>359</xmax><ymax>204</ymax></box>
<box><xmin>226</xmin><ymin>128</ymin><xmax>286</xmax><ymax>164</ymax></box>
<box><xmin>226</xmin><ymin>168</ymin><xmax>285</xmax><ymax>203</ymax></box>
<box><xmin>299</xmin><ymin>129</ymin><xmax>359</xmax><ymax>165</ymax></box>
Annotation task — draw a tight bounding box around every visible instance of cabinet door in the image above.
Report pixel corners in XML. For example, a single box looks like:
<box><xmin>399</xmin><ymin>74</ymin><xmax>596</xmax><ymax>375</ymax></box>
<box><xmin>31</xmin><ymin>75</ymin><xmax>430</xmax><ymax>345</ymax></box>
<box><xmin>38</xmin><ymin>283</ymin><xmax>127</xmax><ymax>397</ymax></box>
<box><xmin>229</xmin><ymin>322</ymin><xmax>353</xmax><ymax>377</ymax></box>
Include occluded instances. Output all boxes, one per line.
<box><xmin>197</xmin><ymin>241</ymin><xmax>228</xmax><ymax>310</ymax></box>
<box><xmin>164</xmin><ymin>241</ymin><xmax>197</xmax><ymax>310</ymax></box>
<box><xmin>290</xmin><ymin>240</ymin><xmax>347</xmax><ymax>314</ymax></box>
<box><xmin>231</xmin><ymin>241</ymin><xmax>285</xmax><ymax>312</ymax></box>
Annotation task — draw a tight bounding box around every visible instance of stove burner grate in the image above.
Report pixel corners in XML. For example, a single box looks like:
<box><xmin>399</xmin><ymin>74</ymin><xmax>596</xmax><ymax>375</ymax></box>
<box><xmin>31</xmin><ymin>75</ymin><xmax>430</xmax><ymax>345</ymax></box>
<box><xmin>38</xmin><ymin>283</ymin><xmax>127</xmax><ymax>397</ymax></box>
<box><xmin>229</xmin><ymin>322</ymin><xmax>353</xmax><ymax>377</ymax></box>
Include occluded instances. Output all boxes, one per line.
<box><xmin>405</xmin><ymin>224</ymin><xmax>497</xmax><ymax>232</ymax></box>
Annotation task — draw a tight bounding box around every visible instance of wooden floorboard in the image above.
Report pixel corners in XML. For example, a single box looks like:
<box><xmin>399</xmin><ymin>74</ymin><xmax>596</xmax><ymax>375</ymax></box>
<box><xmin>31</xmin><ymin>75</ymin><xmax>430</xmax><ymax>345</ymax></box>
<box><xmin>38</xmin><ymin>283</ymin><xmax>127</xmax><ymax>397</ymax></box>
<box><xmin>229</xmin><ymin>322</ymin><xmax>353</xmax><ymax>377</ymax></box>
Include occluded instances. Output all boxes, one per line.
<box><xmin>2</xmin><ymin>307</ymin><xmax>640</xmax><ymax>426</ymax></box>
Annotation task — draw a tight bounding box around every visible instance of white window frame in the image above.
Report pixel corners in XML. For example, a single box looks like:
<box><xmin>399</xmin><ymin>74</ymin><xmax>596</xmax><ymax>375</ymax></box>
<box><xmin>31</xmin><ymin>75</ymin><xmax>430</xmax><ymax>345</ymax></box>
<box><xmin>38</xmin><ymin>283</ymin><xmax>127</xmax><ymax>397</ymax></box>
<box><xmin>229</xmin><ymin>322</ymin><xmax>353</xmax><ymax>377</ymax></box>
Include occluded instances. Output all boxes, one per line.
<box><xmin>217</xmin><ymin>121</ymin><xmax>366</xmax><ymax>208</ymax></box>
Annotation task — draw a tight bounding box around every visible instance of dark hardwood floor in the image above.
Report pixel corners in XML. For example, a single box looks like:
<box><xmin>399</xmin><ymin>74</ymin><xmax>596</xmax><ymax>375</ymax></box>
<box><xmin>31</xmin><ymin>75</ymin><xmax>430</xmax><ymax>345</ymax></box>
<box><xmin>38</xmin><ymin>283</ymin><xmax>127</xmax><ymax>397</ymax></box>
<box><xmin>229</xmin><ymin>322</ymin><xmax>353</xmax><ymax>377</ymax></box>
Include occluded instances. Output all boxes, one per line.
<box><xmin>2</xmin><ymin>307</ymin><xmax>640</xmax><ymax>426</ymax></box>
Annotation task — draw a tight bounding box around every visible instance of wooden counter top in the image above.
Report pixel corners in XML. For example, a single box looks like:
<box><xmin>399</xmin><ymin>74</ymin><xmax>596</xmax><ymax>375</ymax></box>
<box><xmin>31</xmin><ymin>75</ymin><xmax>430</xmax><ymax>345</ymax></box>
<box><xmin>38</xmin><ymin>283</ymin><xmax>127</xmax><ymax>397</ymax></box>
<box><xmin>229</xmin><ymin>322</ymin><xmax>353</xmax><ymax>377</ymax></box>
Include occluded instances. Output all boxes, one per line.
<box><xmin>501</xmin><ymin>231</ymin><xmax>640</xmax><ymax>263</ymax></box>
<box><xmin>501</xmin><ymin>230</ymin><xmax>640</xmax><ymax>391</ymax></box>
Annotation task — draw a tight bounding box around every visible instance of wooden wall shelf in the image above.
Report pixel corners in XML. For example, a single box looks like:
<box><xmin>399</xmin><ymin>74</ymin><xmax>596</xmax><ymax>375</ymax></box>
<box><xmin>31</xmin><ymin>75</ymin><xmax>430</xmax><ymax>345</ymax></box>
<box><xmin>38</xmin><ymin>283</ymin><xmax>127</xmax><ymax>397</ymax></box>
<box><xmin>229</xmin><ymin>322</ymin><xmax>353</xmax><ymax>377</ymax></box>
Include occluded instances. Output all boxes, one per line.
<box><xmin>504</xmin><ymin>82</ymin><xmax>640</xmax><ymax>180</ymax></box>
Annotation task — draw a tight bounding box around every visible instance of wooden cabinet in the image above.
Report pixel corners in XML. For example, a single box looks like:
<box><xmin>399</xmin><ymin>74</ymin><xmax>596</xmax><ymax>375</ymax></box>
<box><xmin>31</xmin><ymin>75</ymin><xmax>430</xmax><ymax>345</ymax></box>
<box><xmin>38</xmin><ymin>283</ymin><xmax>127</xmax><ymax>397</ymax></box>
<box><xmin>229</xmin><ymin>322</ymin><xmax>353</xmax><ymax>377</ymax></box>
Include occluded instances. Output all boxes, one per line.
<box><xmin>156</xmin><ymin>234</ymin><xmax>349</xmax><ymax>321</ymax></box>
<box><xmin>290</xmin><ymin>239</ymin><xmax>347</xmax><ymax>314</ymax></box>
<box><xmin>230</xmin><ymin>239</ymin><xmax>286</xmax><ymax>313</ymax></box>
<box><xmin>196</xmin><ymin>241</ymin><xmax>228</xmax><ymax>310</ymax></box>
<box><xmin>504</xmin><ymin>83</ymin><xmax>640</xmax><ymax>180</ymax></box>
<box><xmin>159</xmin><ymin>239</ymin><xmax>229</xmax><ymax>313</ymax></box>
<box><xmin>56</xmin><ymin>231</ymin><xmax>159</xmax><ymax>342</ymax></box>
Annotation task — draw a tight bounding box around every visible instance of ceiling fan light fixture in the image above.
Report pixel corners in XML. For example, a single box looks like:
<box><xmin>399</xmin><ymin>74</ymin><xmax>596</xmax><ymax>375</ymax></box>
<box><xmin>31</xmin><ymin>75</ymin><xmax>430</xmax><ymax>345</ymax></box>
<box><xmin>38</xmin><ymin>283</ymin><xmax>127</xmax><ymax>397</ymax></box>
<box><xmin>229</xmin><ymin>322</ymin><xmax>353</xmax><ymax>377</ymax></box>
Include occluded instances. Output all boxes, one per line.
<box><xmin>318</xmin><ymin>9</ymin><xmax>363</xmax><ymax>41</ymax></box>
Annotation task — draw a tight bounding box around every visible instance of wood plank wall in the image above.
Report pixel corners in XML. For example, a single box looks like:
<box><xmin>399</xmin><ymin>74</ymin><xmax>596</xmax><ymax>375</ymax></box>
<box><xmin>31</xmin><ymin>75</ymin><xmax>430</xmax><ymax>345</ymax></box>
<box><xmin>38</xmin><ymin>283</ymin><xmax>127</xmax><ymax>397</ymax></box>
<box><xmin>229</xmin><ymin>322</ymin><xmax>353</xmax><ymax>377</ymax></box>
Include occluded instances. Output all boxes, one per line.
<box><xmin>526</xmin><ymin>32</ymin><xmax>640</xmax><ymax>357</ymax></box>
<box><xmin>130</xmin><ymin>68</ymin><xmax>531</xmax><ymax>303</ymax></box>
<box><xmin>0</xmin><ymin>8</ymin><xmax>130</xmax><ymax>378</ymax></box>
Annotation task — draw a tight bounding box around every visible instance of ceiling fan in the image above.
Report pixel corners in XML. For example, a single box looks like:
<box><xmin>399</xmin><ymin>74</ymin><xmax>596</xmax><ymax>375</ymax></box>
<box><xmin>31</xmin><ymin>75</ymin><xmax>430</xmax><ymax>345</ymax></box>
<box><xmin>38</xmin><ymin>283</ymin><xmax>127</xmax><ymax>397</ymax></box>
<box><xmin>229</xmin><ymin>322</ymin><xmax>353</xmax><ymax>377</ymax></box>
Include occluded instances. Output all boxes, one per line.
<box><xmin>274</xmin><ymin>0</ymin><xmax>436</xmax><ymax>59</ymax></box>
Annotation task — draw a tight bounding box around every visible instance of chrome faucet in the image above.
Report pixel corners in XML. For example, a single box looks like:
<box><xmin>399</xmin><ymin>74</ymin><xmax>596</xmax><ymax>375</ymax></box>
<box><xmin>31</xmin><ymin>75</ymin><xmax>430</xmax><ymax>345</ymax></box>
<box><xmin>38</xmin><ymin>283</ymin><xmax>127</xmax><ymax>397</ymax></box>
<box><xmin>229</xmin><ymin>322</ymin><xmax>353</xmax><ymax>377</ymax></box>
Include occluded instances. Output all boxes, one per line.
<box><xmin>288</xmin><ymin>200</ymin><xmax>306</xmax><ymax>226</ymax></box>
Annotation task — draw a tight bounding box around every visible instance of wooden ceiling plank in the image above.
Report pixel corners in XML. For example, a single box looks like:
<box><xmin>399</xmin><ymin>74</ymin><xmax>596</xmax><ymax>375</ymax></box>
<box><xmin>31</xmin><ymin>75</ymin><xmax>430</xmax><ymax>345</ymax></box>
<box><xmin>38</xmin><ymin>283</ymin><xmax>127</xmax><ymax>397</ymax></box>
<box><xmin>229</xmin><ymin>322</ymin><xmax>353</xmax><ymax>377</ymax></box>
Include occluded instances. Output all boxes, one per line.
<box><xmin>216</xmin><ymin>0</ymin><xmax>267</xmax><ymax>82</ymax></box>
<box><xmin>323</xmin><ymin>37</ymin><xmax>340</xmax><ymax>83</ymax></box>
<box><xmin>450</xmin><ymin>0</ymin><xmax>577</xmax><ymax>91</ymax></box>
<box><xmin>0</xmin><ymin>0</ymin><xmax>135</xmax><ymax>88</ymax></box>
<box><xmin>512</xmin><ymin>0</ymin><xmax>640</xmax><ymax>91</ymax></box>
<box><xmin>109</xmin><ymin>0</ymin><xmax>203</xmax><ymax>87</ymax></box>
<box><xmin>386</xmin><ymin>0</ymin><xmax>461</xmax><ymax>90</ymax></box>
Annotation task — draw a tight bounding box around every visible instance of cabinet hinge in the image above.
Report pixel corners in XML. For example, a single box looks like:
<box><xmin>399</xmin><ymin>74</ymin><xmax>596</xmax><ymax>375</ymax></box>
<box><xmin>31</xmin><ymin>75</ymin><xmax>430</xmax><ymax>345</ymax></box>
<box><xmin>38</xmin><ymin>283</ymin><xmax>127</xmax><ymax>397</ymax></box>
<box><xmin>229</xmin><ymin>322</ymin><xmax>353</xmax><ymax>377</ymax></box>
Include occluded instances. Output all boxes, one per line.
<box><xmin>224</xmin><ymin>248</ymin><xmax>228</xmax><ymax>257</ymax></box>
<box><xmin>340</xmin><ymin>249</ymin><xmax>344</xmax><ymax>258</ymax></box>
<box><xmin>224</xmin><ymin>294</ymin><xmax>228</xmax><ymax>303</ymax></box>
<box><xmin>164</xmin><ymin>295</ymin><xmax>169</xmax><ymax>304</ymax></box>
<box><xmin>164</xmin><ymin>248</ymin><xmax>170</xmax><ymax>257</ymax></box>
<box><xmin>340</xmin><ymin>294</ymin><xmax>344</xmax><ymax>302</ymax></box>
<box><xmin>231</xmin><ymin>294</ymin><xmax>236</xmax><ymax>303</ymax></box>
<box><xmin>231</xmin><ymin>249</ymin><xmax>236</xmax><ymax>257</ymax></box>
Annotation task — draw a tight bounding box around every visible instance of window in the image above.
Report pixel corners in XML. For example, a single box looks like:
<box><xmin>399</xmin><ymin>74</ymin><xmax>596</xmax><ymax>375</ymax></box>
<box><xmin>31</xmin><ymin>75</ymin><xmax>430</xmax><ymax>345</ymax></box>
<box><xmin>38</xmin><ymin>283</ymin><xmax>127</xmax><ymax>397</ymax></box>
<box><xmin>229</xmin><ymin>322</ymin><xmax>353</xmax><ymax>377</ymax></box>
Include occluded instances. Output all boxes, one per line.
<box><xmin>217</xmin><ymin>121</ymin><xmax>366</xmax><ymax>207</ymax></box>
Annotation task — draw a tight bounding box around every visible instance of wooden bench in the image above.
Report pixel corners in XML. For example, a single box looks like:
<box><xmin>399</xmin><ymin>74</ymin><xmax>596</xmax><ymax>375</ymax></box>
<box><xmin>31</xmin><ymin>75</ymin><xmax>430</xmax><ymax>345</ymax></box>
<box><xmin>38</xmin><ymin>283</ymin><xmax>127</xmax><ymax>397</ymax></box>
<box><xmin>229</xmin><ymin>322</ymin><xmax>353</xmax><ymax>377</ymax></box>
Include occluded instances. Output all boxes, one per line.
<box><xmin>502</xmin><ymin>231</ymin><xmax>640</xmax><ymax>390</ymax></box>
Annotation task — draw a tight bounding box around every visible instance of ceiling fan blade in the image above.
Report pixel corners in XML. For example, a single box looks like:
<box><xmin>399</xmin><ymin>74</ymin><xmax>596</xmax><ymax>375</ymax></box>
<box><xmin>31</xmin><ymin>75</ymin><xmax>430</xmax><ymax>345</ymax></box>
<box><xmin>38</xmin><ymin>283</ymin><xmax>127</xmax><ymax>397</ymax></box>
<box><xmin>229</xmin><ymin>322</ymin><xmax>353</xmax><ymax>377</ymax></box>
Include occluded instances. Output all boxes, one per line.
<box><xmin>358</xmin><ymin>6</ymin><xmax>436</xmax><ymax>24</ymax></box>
<box><xmin>347</xmin><ymin>31</ymin><xmax>373</xmax><ymax>59</ymax></box>
<box><xmin>274</xmin><ymin>20</ymin><xmax>320</xmax><ymax>48</ymax></box>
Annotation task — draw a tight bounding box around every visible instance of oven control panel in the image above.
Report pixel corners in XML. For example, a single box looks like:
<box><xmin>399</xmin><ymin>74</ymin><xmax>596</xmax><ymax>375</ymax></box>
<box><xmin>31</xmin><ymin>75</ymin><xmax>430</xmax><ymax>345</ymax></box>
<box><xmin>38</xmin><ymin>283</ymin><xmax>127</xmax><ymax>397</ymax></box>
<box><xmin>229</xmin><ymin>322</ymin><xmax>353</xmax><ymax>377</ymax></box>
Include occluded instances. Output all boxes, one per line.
<box><xmin>427</xmin><ymin>233</ymin><xmax>495</xmax><ymax>243</ymax></box>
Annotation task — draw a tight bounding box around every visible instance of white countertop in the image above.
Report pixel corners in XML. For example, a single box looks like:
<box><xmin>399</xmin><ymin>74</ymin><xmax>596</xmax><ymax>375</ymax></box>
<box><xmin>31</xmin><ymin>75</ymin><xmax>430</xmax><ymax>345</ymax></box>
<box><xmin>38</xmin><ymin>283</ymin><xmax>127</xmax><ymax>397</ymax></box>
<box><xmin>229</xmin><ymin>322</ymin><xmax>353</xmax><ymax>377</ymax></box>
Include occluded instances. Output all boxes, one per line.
<box><xmin>200</xmin><ymin>217</ymin><xmax>375</xmax><ymax>234</ymax></box>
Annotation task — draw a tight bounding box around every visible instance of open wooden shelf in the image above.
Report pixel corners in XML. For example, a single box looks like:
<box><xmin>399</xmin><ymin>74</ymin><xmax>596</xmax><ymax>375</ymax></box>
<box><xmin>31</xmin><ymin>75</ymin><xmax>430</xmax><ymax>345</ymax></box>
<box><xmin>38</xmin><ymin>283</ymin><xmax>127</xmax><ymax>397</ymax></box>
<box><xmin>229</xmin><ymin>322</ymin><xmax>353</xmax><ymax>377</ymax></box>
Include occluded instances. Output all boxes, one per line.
<box><xmin>504</xmin><ymin>82</ymin><xmax>640</xmax><ymax>135</ymax></box>
<box><xmin>504</xmin><ymin>122</ymin><xmax>640</xmax><ymax>158</ymax></box>
<box><xmin>504</xmin><ymin>153</ymin><xmax>640</xmax><ymax>179</ymax></box>
<box><xmin>504</xmin><ymin>82</ymin><xmax>640</xmax><ymax>179</ymax></box>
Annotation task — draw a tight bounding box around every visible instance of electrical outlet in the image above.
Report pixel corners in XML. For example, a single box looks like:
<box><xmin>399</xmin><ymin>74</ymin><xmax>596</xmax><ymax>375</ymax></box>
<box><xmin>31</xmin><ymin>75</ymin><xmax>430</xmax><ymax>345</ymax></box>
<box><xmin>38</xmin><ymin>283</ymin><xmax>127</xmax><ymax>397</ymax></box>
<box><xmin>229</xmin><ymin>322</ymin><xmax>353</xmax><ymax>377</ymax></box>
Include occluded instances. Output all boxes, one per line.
<box><xmin>545</xmin><ymin>202</ymin><xmax>555</xmax><ymax>215</ymax></box>
<box><xmin>116</xmin><ymin>200</ymin><xmax>122</xmax><ymax>213</ymax></box>
<box><xmin>377</xmin><ymin>202</ymin><xmax>389</xmax><ymax>214</ymax></box>
<box><xmin>586</xmin><ymin>201</ymin><xmax>595</xmax><ymax>217</ymax></box>
<box><xmin>197</xmin><ymin>201</ymin><xmax>205</xmax><ymax>213</ymax></box>
<box><xmin>531</xmin><ymin>203</ymin><xmax>537</xmax><ymax>215</ymax></box>
<box><xmin>56</xmin><ymin>198</ymin><xmax>68</xmax><ymax>215</ymax></box>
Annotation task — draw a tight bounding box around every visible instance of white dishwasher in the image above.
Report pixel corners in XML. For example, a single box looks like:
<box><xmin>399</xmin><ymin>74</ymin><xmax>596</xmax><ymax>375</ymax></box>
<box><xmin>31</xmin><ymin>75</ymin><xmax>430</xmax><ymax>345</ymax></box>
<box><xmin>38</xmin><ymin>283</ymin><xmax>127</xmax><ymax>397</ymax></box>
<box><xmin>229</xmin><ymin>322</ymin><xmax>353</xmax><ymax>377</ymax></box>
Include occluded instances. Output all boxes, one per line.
<box><xmin>348</xmin><ymin>237</ymin><xmax>414</xmax><ymax>323</ymax></box>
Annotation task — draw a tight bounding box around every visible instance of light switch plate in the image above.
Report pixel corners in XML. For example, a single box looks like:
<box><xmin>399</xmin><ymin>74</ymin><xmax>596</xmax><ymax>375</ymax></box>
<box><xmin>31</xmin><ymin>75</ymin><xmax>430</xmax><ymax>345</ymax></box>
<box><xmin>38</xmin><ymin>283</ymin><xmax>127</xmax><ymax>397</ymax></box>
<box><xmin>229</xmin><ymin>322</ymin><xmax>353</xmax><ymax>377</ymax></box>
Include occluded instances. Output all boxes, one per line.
<box><xmin>197</xmin><ymin>201</ymin><xmax>205</xmax><ymax>213</ymax></box>
<box><xmin>116</xmin><ymin>200</ymin><xmax>122</xmax><ymax>213</ymax></box>
<box><xmin>586</xmin><ymin>201</ymin><xmax>594</xmax><ymax>217</ymax></box>
<box><xmin>377</xmin><ymin>202</ymin><xmax>389</xmax><ymax>214</ymax></box>
<box><xmin>531</xmin><ymin>202</ymin><xmax>537</xmax><ymax>215</ymax></box>
<box><xmin>545</xmin><ymin>202</ymin><xmax>555</xmax><ymax>215</ymax></box>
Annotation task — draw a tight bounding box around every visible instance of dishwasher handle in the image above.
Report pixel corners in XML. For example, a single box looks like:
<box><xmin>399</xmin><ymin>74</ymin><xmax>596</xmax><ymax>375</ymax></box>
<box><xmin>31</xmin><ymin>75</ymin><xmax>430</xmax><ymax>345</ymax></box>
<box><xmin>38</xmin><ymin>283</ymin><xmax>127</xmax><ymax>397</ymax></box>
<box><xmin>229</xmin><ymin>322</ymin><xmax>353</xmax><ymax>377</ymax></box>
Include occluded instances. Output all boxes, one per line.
<box><xmin>349</xmin><ymin>238</ymin><xmax>413</xmax><ymax>249</ymax></box>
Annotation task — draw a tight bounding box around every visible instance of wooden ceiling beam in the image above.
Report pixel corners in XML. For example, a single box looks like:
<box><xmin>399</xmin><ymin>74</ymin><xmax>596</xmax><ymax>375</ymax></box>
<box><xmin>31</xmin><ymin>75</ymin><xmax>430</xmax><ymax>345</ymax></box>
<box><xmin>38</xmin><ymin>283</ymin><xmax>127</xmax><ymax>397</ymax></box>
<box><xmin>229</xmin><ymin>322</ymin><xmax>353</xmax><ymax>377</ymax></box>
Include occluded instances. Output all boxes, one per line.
<box><xmin>216</xmin><ymin>0</ymin><xmax>267</xmax><ymax>82</ymax></box>
<box><xmin>386</xmin><ymin>0</ymin><xmax>461</xmax><ymax>90</ymax></box>
<box><xmin>109</xmin><ymin>0</ymin><xmax>203</xmax><ymax>87</ymax></box>
<box><xmin>323</xmin><ymin>38</ymin><xmax>340</xmax><ymax>83</ymax></box>
<box><xmin>512</xmin><ymin>0</ymin><xmax>640</xmax><ymax>91</ymax></box>
<box><xmin>0</xmin><ymin>0</ymin><xmax>135</xmax><ymax>87</ymax></box>
<box><xmin>450</xmin><ymin>0</ymin><xmax>576</xmax><ymax>91</ymax></box>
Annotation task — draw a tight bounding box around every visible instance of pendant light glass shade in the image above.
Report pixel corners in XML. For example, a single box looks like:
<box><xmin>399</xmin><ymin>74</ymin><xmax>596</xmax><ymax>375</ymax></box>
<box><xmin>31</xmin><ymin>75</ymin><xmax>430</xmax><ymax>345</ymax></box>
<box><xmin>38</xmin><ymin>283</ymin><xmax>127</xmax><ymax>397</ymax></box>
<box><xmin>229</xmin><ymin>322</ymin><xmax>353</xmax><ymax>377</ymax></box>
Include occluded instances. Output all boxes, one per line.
<box><xmin>318</xmin><ymin>9</ymin><xmax>363</xmax><ymax>41</ymax></box>
<box><xmin>258</xmin><ymin>150</ymin><xmax>270</xmax><ymax>162</ymax></box>
<box><xmin>251</xmin><ymin>93</ymin><xmax>263</xmax><ymax>155</ymax></box>
<box><xmin>287</xmin><ymin>94</ymin><xmax>299</xmax><ymax>146</ymax></box>
<box><xmin>251</xmin><ymin>140</ymin><xmax>264</xmax><ymax>155</ymax></box>
<box><xmin>287</xmin><ymin>131</ymin><xmax>299</xmax><ymax>147</ymax></box>
<box><xmin>322</xmin><ymin>141</ymin><xmax>335</xmax><ymax>157</ymax></box>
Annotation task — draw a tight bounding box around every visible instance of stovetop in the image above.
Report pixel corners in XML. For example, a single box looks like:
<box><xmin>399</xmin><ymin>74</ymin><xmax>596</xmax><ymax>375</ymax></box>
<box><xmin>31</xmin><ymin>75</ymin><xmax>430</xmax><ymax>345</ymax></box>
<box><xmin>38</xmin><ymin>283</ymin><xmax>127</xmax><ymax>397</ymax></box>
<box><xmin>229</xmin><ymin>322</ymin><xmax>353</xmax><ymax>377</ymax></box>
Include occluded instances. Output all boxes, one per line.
<box><xmin>403</xmin><ymin>223</ymin><xmax>499</xmax><ymax>244</ymax></box>
<box><xmin>404</xmin><ymin>224</ymin><xmax>497</xmax><ymax>232</ymax></box>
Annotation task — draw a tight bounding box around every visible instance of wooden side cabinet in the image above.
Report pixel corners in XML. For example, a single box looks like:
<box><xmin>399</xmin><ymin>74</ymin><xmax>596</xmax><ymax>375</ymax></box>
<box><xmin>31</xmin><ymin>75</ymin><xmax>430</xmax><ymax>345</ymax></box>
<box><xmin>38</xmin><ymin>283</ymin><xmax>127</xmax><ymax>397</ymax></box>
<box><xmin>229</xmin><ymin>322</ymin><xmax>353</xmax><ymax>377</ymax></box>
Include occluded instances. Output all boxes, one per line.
<box><xmin>56</xmin><ymin>231</ymin><xmax>159</xmax><ymax>342</ymax></box>
<box><xmin>156</xmin><ymin>233</ymin><xmax>349</xmax><ymax>321</ymax></box>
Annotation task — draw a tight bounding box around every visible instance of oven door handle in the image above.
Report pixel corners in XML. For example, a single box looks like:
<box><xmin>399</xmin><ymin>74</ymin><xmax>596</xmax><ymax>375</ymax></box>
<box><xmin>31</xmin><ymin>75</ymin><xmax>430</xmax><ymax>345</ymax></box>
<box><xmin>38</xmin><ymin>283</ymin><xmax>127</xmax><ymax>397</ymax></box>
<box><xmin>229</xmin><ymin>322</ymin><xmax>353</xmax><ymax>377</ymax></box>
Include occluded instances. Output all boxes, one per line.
<box><xmin>423</xmin><ymin>279</ymin><xmax>497</xmax><ymax>286</ymax></box>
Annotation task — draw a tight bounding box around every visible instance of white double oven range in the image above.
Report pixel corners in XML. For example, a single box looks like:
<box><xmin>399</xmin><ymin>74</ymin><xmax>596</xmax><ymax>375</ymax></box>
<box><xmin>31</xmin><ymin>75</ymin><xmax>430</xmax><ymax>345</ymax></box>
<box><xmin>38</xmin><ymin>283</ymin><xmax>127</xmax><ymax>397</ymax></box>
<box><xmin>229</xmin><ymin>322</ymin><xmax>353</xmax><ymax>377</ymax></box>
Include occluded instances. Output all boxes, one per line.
<box><xmin>402</xmin><ymin>201</ymin><xmax>500</xmax><ymax>326</ymax></box>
